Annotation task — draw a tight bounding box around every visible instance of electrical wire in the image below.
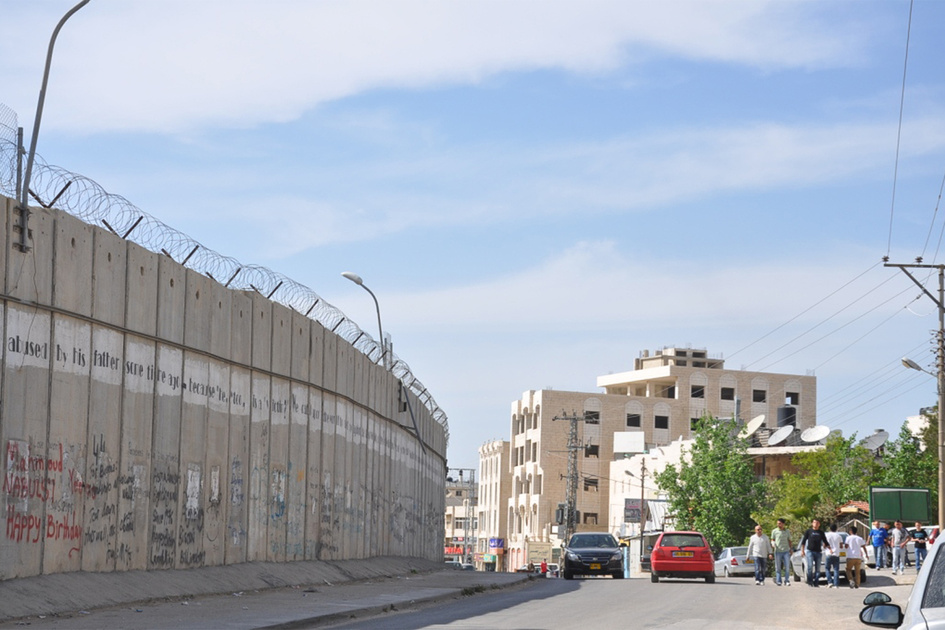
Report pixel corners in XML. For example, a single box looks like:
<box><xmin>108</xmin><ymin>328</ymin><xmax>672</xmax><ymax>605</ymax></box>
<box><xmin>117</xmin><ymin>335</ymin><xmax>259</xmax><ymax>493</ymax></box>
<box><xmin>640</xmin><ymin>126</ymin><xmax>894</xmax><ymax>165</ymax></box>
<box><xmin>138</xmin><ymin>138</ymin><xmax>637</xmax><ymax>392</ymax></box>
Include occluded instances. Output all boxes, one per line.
<box><xmin>886</xmin><ymin>0</ymin><xmax>914</xmax><ymax>258</ymax></box>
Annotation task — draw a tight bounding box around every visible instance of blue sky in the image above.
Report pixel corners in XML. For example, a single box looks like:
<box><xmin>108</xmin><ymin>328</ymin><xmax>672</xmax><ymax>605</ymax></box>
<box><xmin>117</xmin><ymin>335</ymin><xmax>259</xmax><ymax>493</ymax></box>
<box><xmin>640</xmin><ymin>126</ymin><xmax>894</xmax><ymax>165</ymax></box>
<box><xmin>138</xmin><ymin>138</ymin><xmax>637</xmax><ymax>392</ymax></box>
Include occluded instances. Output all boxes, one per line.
<box><xmin>3</xmin><ymin>1</ymin><xmax>945</xmax><ymax>470</ymax></box>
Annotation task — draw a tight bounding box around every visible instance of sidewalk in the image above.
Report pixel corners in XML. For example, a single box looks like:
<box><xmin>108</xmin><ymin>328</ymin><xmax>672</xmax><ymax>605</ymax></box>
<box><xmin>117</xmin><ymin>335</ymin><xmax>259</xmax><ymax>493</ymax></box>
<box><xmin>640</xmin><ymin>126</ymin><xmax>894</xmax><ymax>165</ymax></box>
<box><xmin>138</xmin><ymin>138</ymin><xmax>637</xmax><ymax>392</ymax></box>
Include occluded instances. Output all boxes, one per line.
<box><xmin>0</xmin><ymin>559</ymin><xmax>534</xmax><ymax>629</ymax></box>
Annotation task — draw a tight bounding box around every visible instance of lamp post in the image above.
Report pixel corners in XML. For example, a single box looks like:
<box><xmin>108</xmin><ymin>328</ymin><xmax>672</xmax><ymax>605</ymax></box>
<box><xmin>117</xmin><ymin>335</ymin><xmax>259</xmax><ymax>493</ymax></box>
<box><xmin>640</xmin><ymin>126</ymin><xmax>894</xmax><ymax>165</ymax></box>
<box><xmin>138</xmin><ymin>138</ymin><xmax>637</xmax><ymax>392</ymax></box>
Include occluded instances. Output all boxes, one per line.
<box><xmin>341</xmin><ymin>271</ymin><xmax>388</xmax><ymax>369</ymax></box>
<box><xmin>17</xmin><ymin>0</ymin><xmax>91</xmax><ymax>252</ymax></box>
<box><xmin>902</xmin><ymin>354</ymin><xmax>945</xmax><ymax>529</ymax></box>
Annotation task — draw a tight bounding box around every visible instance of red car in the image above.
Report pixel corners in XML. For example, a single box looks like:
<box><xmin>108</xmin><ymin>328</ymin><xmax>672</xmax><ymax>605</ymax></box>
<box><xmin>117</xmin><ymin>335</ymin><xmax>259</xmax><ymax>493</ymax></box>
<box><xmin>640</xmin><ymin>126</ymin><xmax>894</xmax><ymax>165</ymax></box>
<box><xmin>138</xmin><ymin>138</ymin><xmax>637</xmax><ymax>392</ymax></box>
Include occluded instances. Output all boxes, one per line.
<box><xmin>650</xmin><ymin>531</ymin><xmax>715</xmax><ymax>583</ymax></box>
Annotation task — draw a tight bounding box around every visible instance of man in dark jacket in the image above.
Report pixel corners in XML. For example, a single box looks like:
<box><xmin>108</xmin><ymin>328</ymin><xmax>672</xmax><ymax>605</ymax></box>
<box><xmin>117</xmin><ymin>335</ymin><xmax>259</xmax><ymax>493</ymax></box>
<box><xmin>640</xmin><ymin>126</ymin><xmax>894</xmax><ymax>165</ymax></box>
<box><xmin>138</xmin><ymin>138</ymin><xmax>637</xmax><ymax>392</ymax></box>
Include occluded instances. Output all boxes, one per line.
<box><xmin>800</xmin><ymin>519</ymin><xmax>833</xmax><ymax>587</ymax></box>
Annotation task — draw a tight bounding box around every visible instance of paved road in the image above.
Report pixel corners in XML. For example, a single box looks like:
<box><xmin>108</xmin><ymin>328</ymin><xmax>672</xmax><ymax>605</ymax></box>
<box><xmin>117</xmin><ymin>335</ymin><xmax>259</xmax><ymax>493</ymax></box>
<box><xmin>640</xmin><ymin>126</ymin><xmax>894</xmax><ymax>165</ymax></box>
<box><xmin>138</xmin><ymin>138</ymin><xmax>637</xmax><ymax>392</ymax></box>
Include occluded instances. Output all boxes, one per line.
<box><xmin>321</xmin><ymin>572</ymin><xmax>918</xmax><ymax>630</ymax></box>
<box><xmin>0</xmin><ymin>563</ymin><xmax>919</xmax><ymax>630</ymax></box>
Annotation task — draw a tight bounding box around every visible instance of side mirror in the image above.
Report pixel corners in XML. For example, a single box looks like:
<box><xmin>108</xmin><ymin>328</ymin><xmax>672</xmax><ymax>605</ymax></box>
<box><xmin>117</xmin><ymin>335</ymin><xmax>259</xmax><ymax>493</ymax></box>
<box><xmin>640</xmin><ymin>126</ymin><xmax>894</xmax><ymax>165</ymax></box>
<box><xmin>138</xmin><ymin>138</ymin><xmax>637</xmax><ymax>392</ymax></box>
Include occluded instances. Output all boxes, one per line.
<box><xmin>859</xmin><ymin>604</ymin><xmax>903</xmax><ymax>628</ymax></box>
<box><xmin>863</xmin><ymin>592</ymin><xmax>892</xmax><ymax>606</ymax></box>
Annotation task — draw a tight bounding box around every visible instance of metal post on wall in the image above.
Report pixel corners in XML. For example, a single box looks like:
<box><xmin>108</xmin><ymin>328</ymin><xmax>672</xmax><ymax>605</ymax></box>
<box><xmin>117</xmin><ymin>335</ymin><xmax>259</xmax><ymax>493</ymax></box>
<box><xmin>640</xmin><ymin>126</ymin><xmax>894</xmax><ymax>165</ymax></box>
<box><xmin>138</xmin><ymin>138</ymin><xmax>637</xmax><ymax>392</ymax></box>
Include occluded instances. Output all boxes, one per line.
<box><xmin>16</xmin><ymin>0</ymin><xmax>92</xmax><ymax>252</ymax></box>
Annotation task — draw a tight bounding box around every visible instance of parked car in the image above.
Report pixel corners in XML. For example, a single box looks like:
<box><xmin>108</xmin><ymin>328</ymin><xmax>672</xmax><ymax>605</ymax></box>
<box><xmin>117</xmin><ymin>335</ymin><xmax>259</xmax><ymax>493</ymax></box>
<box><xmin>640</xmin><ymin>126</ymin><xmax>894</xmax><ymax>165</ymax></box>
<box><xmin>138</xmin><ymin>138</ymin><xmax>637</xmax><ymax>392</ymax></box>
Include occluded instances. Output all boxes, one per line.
<box><xmin>714</xmin><ymin>546</ymin><xmax>754</xmax><ymax>578</ymax></box>
<box><xmin>790</xmin><ymin>532</ymin><xmax>866</xmax><ymax>584</ymax></box>
<box><xmin>650</xmin><ymin>531</ymin><xmax>715</xmax><ymax>583</ymax></box>
<box><xmin>444</xmin><ymin>560</ymin><xmax>463</xmax><ymax>570</ymax></box>
<box><xmin>859</xmin><ymin>531</ymin><xmax>945</xmax><ymax>629</ymax></box>
<box><xmin>561</xmin><ymin>532</ymin><xmax>624</xmax><ymax>580</ymax></box>
<box><xmin>546</xmin><ymin>563</ymin><xmax>560</xmax><ymax>577</ymax></box>
<box><xmin>460</xmin><ymin>563</ymin><xmax>475</xmax><ymax>571</ymax></box>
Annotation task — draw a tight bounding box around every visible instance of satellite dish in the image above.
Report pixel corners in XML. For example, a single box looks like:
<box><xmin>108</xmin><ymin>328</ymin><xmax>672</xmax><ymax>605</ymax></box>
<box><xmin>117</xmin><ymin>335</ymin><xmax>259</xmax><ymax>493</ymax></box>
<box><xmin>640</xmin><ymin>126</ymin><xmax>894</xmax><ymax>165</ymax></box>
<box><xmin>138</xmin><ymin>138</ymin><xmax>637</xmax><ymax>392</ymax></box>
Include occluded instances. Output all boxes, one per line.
<box><xmin>767</xmin><ymin>425</ymin><xmax>794</xmax><ymax>447</ymax></box>
<box><xmin>739</xmin><ymin>415</ymin><xmax>765</xmax><ymax>439</ymax></box>
<box><xmin>801</xmin><ymin>425</ymin><xmax>831</xmax><ymax>444</ymax></box>
<box><xmin>860</xmin><ymin>430</ymin><xmax>890</xmax><ymax>452</ymax></box>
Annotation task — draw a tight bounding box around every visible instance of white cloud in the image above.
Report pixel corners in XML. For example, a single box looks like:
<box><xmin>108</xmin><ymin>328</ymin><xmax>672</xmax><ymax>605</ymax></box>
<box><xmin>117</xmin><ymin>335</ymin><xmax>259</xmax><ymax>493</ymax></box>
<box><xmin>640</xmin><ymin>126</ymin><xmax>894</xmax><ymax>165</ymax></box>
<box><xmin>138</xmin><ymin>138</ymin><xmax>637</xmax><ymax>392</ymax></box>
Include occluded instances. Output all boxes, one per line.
<box><xmin>1</xmin><ymin>0</ymin><xmax>870</xmax><ymax>134</ymax></box>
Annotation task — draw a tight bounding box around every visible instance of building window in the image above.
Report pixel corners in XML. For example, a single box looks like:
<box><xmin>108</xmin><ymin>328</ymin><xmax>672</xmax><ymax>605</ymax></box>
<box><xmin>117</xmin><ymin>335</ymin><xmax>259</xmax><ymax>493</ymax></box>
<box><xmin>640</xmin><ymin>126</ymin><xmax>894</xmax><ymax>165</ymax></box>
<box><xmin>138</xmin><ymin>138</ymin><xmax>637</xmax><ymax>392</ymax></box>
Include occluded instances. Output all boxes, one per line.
<box><xmin>721</xmin><ymin>387</ymin><xmax>735</xmax><ymax>401</ymax></box>
<box><xmin>665</xmin><ymin>386</ymin><xmax>676</xmax><ymax>399</ymax></box>
<box><xmin>583</xmin><ymin>512</ymin><xmax>599</xmax><ymax>525</ymax></box>
<box><xmin>583</xmin><ymin>478</ymin><xmax>599</xmax><ymax>492</ymax></box>
<box><xmin>690</xmin><ymin>385</ymin><xmax>705</xmax><ymax>398</ymax></box>
<box><xmin>627</xmin><ymin>413</ymin><xmax>641</xmax><ymax>428</ymax></box>
<box><xmin>690</xmin><ymin>417</ymin><xmax>701</xmax><ymax>431</ymax></box>
<box><xmin>786</xmin><ymin>392</ymin><xmax>799</xmax><ymax>405</ymax></box>
<box><xmin>584</xmin><ymin>444</ymin><xmax>599</xmax><ymax>458</ymax></box>
<box><xmin>752</xmin><ymin>389</ymin><xmax>766</xmax><ymax>403</ymax></box>
<box><xmin>455</xmin><ymin>489</ymin><xmax>463</xmax><ymax>497</ymax></box>
<box><xmin>584</xmin><ymin>411</ymin><xmax>600</xmax><ymax>424</ymax></box>
<box><xmin>676</xmin><ymin>360</ymin><xmax>687</xmax><ymax>367</ymax></box>
<box><xmin>655</xmin><ymin>415</ymin><xmax>669</xmax><ymax>430</ymax></box>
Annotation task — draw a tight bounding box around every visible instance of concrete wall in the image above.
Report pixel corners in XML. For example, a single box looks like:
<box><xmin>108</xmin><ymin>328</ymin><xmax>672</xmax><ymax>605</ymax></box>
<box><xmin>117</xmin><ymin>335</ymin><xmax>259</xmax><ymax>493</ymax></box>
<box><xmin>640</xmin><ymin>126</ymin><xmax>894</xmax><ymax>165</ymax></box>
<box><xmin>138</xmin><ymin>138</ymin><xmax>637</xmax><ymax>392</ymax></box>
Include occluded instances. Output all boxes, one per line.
<box><xmin>0</xmin><ymin>195</ymin><xmax>447</xmax><ymax>580</ymax></box>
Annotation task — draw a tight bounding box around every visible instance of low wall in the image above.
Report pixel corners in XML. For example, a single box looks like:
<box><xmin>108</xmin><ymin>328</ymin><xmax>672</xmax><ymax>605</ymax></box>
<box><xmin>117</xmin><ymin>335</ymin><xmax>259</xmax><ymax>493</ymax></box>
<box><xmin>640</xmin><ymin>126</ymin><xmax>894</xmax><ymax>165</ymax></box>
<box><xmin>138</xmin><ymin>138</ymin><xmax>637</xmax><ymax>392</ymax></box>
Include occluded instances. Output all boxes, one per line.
<box><xmin>0</xmin><ymin>195</ymin><xmax>447</xmax><ymax>579</ymax></box>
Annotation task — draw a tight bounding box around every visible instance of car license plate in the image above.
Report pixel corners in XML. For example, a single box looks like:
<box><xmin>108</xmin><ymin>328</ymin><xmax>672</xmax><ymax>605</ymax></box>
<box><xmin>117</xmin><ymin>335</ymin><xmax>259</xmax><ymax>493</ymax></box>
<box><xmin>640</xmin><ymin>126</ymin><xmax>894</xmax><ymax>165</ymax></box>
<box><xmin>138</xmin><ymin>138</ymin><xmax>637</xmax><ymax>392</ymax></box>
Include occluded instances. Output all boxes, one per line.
<box><xmin>590</xmin><ymin>563</ymin><xmax>601</xmax><ymax>570</ymax></box>
<box><xmin>745</xmin><ymin>558</ymin><xmax>753</xmax><ymax>564</ymax></box>
<box><xmin>673</xmin><ymin>551</ymin><xmax>693</xmax><ymax>558</ymax></box>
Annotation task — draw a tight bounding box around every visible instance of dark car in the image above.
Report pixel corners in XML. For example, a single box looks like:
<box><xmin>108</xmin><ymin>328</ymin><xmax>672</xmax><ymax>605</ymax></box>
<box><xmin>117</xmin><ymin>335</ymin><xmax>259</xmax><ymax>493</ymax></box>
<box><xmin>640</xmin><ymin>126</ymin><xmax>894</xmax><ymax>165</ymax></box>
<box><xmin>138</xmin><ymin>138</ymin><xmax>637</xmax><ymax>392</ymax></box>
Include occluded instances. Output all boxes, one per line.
<box><xmin>650</xmin><ymin>531</ymin><xmax>715</xmax><ymax>583</ymax></box>
<box><xmin>562</xmin><ymin>532</ymin><xmax>625</xmax><ymax>580</ymax></box>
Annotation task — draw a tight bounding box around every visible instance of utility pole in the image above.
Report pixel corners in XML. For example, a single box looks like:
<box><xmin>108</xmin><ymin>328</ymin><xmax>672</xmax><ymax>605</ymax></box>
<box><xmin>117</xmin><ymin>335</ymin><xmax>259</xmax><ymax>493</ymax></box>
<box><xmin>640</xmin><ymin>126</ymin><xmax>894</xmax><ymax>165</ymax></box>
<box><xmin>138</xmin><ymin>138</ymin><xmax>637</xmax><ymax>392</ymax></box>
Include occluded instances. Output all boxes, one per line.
<box><xmin>553</xmin><ymin>411</ymin><xmax>583</xmax><ymax>541</ymax></box>
<box><xmin>639</xmin><ymin>458</ymin><xmax>647</xmax><ymax>566</ymax></box>
<box><xmin>885</xmin><ymin>260</ymin><xmax>945</xmax><ymax>530</ymax></box>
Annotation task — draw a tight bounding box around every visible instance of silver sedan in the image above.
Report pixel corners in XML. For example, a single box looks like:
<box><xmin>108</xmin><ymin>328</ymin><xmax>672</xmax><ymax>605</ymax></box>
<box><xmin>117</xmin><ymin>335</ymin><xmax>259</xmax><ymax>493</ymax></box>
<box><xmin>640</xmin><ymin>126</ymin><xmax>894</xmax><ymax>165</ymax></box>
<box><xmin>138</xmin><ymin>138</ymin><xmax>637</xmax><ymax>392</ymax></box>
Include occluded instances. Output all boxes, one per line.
<box><xmin>714</xmin><ymin>546</ymin><xmax>755</xmax><ymax>577</ymax></box>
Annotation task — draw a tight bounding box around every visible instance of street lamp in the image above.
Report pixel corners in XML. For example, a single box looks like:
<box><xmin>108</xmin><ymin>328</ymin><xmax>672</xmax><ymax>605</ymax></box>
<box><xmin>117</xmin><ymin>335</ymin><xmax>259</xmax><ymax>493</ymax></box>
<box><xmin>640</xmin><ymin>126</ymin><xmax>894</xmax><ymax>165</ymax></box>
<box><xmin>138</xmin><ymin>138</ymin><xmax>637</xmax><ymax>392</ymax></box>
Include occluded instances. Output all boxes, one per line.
<box><xmin>17</xmin><ymin>0</ymin><xmax>92</xmax><ymax>252</ymax></box>
<box><xmin>341</xmin><ymin>271</ymin><xmax>388</xmax><ymax>369</ymax></box>
<box><xmin>902</xmin><ymin>355</ymin><xmax>945</xmax><ymax>530</ymax></box>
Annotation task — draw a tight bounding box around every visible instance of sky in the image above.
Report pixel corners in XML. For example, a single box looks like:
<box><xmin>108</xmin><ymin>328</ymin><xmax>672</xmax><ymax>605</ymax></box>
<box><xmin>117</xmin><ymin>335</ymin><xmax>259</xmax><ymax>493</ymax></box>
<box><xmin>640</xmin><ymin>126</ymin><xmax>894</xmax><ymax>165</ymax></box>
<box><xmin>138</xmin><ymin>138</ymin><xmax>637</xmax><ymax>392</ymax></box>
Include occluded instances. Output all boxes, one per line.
<box><xmin>2</xmin><ymin>0</ymin><xmax>945</xmax><ymax>471</ymax></box>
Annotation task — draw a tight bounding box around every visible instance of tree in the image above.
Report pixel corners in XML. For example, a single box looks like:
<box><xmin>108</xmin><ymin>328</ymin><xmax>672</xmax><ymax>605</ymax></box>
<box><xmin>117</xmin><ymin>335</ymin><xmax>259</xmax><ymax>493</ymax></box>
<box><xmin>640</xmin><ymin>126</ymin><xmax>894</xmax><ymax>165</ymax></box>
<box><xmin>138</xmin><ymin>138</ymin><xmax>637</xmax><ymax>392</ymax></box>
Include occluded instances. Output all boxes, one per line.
<box><xmin>763</xmin><ymin>433</ymin><xmax>881</xmax><ymax>529</ymax></box>
<box><xmin>881</xmin><ymin>420</ymin><xmax>938</xmax><ymax>509</ymax></box>
<box><xmin>655</xmin><ymin>414</ymin><xmax>762</xmax><ymax>550</ymax></box>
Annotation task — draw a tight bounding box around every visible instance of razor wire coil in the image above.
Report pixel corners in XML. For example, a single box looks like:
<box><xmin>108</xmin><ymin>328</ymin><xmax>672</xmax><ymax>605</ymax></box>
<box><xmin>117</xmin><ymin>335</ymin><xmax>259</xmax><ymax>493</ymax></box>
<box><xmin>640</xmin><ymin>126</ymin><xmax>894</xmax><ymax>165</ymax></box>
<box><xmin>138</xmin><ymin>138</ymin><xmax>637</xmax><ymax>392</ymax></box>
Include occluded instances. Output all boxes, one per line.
<box><xmin>0</xmin><ymin>105</ymin><xmax>447</xmax><ymax>438</ymax></box>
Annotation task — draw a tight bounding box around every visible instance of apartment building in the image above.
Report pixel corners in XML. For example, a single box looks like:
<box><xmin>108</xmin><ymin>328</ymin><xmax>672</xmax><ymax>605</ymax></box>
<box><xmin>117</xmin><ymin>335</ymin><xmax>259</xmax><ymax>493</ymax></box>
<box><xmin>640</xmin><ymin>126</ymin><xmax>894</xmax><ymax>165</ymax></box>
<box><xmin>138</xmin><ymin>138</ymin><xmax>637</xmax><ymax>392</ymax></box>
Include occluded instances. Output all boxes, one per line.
<box><xmin>444</xmin><ymin>468</ymin><xmax>477</xmax><ymax>563</ymax></box>
<box><xmin>474</xmin><ymin>440</ymin><xmax>512</xmax><ymax>571</ymax></box>
<box><xmin>502</xmin><ymin>346</ymin><xmax>816</xmax><ymax>571</ymax></box>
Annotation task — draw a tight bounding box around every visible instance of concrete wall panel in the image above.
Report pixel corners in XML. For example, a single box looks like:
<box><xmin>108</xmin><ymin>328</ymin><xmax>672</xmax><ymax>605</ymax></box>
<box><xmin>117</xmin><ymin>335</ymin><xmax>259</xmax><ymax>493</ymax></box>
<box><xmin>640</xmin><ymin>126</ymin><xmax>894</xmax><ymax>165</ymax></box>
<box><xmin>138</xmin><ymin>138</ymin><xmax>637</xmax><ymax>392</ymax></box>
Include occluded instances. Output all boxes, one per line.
<box><xmin>52</xmin><ymin>213</ymin><xmax>93</xmax><ymax>318</ymax></box>
<box><xmin>7</xmin><ymin>207</ymin><xmax>53</xmax><ymax>304</ymax></box>
<box><xmin>124</xmin><ymin>244</ymin><xmax>158</xmax><ymax>337</ymax></box>
<box><xmin>91</xmin><ymin>225</ymin><xmax>126</xmax><ymax>328</ymax></box>
<box><xmin>44</xmin><ymin>315</ymin><xmax>91</xmax><ymax>575</ymax></box>
<box><xmin>148</xmin><ymin>344</ymin><xmax>183</xmax><ymax>569</ymax></box>
<box><xmin>224</xmin><ymin>366</ymin><xmax>250</xmax><ymax>564</ymax></box>
<box><xmin>247</xmin><ymin>372</ymin><xmax>270</xmax><ymax>561</ymax></box>
<box><xmin>183</xmin><ymin>270</ymin><xmax>212</xmax><ymax>355</ymax></box>
<box><xmin>178</xmin><ymin>354</ymin><xmax>209</xmax><ymax>568</ymax></box>
<box><xmin>82</xmin><ymin>326</ymin><xmax>123</xmax><ymax>572</ymax></box>
<box><xmin>115</xmin><ymin>337</ymin><xmax>155</xmax><ymax>571</ymax></box>
<box><xmin>266</xmin><ymin>377</ymin><xmax>290</xmax><ymax>562</ymax></box>
<box><xmin>286</xmin><ymin>383</ymin><xmax>309</xmax><ymax>561</ymax></box>
<box><xmin>304</xmin><ymin>388</ymin><xmax>323</xmax><ymax>560</ymax></box>
<box><xmin>1</xmin><ymin>305</ymin><xmax>51</xmax><ymax>578</ymax></box>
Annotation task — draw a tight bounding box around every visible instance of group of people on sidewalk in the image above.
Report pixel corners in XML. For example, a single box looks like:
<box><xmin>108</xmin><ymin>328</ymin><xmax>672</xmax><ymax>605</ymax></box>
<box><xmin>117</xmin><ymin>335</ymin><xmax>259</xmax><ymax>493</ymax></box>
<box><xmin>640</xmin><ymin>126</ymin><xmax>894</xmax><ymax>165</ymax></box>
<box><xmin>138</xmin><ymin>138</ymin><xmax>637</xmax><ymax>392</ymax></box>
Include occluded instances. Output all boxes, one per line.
<box><xmin>744</xmin><ymin>517</ymin><xmax>920</xmax><ymax>589</ymax></box>
<box><xmin>869</xmin><ymin>519</ymin><xmax>931</xmax><ymax>575</ymax></box>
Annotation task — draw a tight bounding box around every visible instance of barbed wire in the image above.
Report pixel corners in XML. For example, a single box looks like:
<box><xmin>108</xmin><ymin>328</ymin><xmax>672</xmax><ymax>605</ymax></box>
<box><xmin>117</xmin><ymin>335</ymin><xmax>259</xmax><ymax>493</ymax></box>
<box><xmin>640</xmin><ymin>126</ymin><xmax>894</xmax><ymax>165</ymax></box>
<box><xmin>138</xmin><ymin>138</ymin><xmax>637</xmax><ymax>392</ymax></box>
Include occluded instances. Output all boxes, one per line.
<box><xmin>0</xmin><ymin>104</ymin><xmax>448</xmax><ymax>439</ymax></box>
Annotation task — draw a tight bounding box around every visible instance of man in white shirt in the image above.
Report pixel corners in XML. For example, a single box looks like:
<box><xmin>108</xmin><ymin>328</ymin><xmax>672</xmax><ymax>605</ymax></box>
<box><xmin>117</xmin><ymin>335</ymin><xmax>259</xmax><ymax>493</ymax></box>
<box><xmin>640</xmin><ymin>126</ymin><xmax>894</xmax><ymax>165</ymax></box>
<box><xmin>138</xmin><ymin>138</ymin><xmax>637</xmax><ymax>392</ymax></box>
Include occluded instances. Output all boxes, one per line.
<box><xmin>890</xmin><ymin>521</ymin><xmax>908</xmax><ymax>575</ymax></box>
<box><xmin>746</xmin><ymin>525</ymin><xmax>774</xmax><ymax>585</ymax></box>
<box><xmin>844</xmin><ymin>525</ymin><xmax>869</xmax><ymax>589</ymax></box>
<box><xmin>824</xmin><ymin>523</ymin><xmax>844</xmax><ymax>588</ymax></box>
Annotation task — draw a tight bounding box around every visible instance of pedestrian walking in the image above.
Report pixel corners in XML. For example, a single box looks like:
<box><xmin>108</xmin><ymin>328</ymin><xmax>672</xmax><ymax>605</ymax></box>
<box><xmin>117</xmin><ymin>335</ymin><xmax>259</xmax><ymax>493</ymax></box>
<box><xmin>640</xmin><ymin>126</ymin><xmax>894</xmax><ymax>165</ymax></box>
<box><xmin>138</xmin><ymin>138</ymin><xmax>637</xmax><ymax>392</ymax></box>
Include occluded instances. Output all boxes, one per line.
<box><xmin>800</xmin><ymin>518</ymin><xmax>832</xmax><ymax>587</ymax></box>
<box><xmin>870</xmin><ymin>521</ymin><xmax>888</xmax><ymax>570</ymax></box>
<box><xmin>890</xmin><ymin>521</ymin><xmax>907</xmax><ymax>575</ymax></box>
<box><xmin>824</xmin><ymin>523</ymin><xmax>843</xmax><ymax>588</ymax></box>
<box><xmin>909</xmin><ymin>523</ymin><xmax>929</xmax><ymax>571</ymax></box>
<box><xmin>771</xmin><ymin>518</ymin><xmax>793</xmax><ymax>586</ymax></box>
<box><xmin>747</xmin><ymin>524</ymin><xmax>774</xmax><ymax>585</ymax></box>
<box><xmin>844</xmin><ymin>525</ymin><xmax>869</xmax><ymax>589</ymax></box>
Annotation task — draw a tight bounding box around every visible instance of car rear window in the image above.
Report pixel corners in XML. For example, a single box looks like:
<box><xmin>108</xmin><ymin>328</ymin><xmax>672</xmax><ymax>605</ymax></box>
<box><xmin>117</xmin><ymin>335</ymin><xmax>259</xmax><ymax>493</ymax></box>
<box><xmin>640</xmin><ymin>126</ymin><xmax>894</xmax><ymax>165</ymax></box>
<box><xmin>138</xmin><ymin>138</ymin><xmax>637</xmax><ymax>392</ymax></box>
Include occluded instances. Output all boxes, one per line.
<box><xmin>660</xmin><ymin>534</ymin><xmax>706</xmax><ymax>548</ymax></box>
<box><xmin>732</xmin><ymin>547</ymin><xmax>748</xmax><ymax>556</ymax></box>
